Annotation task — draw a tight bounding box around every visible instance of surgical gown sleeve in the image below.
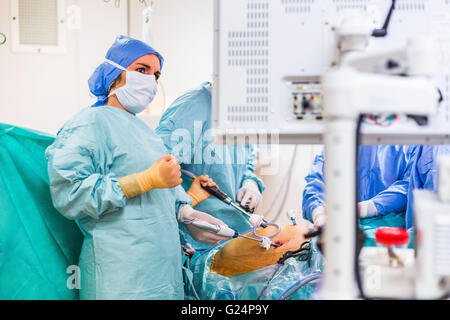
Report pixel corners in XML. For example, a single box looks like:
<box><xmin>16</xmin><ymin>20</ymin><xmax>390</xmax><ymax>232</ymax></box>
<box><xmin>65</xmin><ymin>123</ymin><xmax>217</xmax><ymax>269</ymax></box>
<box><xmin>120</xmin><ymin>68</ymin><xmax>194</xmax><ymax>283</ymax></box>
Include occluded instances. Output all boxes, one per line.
<box><xmin>370</xmin><ymin>178</ymin><xmax>408</xmax><ymax>215</ymax></box>
<box><xmin>405</xmin><ymin>146</ymin><xmax>425</xmax><ymax>229</ymax></box>
<box><xmin>174</xmin><ymin>184</ymin><xmax>193</xmax><ymax>215</ymax></box>
<box><xmin>46</xmin><ymin>123</ymin><xmax>126</xmax><ymax>220</ymax></box>
<box><xmin>240</xmin><ymin>145</ymin><xmax>266</xmax><ymax>193</ymax></box>
<box><xmin>405</xmin><ymin>145</ymin><xmax>450</xmax><ymax>229</ymax></box>
<box><xmin>302</xmin><ymin>150</ymin><xmax>326</xmax><ymax>222</ymax></box>
<box><xmin>370</xmin><ymin>146</ymin><xmax>417</xmax><ymax>215</ymax></box>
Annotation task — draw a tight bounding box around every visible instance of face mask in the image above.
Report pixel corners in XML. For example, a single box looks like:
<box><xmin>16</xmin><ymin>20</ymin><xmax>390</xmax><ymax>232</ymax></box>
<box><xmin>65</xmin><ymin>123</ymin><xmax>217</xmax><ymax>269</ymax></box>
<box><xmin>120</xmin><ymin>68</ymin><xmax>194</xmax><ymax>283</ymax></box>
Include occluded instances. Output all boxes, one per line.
<box><xmin>106</xmin><ymin>59</ymin><xmax>158</xmax><ymax>114</ymax></box>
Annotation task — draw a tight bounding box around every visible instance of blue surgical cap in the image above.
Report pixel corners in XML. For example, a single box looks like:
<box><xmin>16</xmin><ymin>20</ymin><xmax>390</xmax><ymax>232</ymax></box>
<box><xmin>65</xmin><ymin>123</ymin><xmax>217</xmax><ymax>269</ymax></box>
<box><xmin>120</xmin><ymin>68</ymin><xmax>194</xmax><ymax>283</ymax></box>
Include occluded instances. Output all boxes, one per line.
<box><xmin>88</xmin><ymin>35</ymin><xmax>164</xmax><ymax>107</ymax></box>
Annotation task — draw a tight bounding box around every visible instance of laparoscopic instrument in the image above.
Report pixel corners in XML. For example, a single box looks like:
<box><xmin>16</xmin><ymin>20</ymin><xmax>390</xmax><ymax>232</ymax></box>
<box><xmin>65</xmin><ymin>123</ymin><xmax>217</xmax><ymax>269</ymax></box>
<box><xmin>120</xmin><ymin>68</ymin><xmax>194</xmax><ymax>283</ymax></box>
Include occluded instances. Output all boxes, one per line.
<box><xmin>180</xmin><ymin>168</ymin><xmax>280</xmax><ymax>248</ymax></box>
<box><xmin>183</xmin><ymin>218</ymin><xmax>280</xmax><ymax>249</ymax></box>
<box><xmin>180</xmin><ymin>169</ymin><xmax>269</xmax><ymax>227</ymax></box>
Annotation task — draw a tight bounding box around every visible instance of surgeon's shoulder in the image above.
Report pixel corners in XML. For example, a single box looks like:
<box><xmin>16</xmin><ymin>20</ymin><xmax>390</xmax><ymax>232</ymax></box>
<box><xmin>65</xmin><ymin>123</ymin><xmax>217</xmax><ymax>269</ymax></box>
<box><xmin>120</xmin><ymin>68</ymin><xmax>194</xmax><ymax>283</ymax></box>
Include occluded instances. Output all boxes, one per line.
<box><xmin>170</xmin><ymin>82</ymin><xmax>212</xmax><ymax>113</ymax></box>
<box><xmin>50</xmin><ymin>107</ymin><xmax>103</xmax><ymax>149</ymax></box>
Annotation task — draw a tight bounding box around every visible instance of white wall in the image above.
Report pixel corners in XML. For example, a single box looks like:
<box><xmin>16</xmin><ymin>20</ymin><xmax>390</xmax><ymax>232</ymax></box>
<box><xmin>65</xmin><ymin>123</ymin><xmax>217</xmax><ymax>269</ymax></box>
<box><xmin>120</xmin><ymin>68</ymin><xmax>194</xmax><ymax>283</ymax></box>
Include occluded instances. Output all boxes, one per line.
<box><xmin>0</xmin><ymin>0</ymin><xmax>128</xmax><ymax>134</ymax></box>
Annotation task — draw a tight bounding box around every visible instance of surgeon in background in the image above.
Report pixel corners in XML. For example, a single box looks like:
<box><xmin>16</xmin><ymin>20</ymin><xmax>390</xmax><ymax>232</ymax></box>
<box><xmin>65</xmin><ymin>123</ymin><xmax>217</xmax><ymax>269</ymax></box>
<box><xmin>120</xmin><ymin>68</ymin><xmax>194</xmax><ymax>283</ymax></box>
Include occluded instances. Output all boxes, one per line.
<box><xmin>156</xmin><ymin>82</ymin><xmax>265</xmax><ymax>250</ymax></box>
<box><xmin>302</xmin><ymin>145</ymin><xmax>416</xmax><ymax>227</ymax></box>
<box><xmin>46</xmin><ymin>36</ymin><xmax>232</xmax><ymax>300</ymax></box>
<box><xmin>405</xmin><ymin>145</ymin><xmax>450</xmax><ymax>230</ymax></box>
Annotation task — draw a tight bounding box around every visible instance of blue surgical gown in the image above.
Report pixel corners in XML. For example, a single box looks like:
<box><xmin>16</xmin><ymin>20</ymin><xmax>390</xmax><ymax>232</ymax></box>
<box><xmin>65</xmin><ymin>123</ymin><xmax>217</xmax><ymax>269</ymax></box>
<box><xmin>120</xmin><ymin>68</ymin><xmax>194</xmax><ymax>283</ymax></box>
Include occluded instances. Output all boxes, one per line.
<box><xmin>405</xmin><ymin>145</ymin><xmax>450</xmax><ymax>229</ymax></box>
<box><xmin>156</xmin><ymin>82</ymin><xmax>265</xmax><ymax>250</ymax></box>
<box><xmin>302</xmin><ymin>145</ymin><xmax>415</xmax><ymax>222</ymax></box>
<box><xmin>46</xmin><ymin>106</ymin><xmax>191</xmax><ymax>299</ymax></box>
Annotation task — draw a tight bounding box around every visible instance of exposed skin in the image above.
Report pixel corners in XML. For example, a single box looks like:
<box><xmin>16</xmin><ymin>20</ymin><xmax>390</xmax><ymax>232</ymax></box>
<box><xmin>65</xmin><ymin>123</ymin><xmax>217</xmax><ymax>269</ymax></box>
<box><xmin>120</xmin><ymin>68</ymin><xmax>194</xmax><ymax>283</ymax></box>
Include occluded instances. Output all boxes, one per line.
<box><xmin>106</xmin><ymin>53</ymin><xmax>161</xmax><ymax>114</ymax></box>
<box><xmin>211</xmin><ymin>220</ymin><xmax>314</xmax><ymax>276</ymax></box>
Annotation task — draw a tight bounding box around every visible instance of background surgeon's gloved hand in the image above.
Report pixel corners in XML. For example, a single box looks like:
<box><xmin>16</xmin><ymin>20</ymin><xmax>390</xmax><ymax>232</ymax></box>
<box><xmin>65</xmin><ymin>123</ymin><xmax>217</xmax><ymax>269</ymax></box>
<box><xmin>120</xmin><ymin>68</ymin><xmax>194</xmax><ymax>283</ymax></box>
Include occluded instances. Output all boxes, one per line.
<box><xmin>186</xmin><ymin>175</ymin><xmax>218</xmax><ymax>207</ymax></box>
<box><xmin>237</xmin><ymin>179</ymin><xmax>263</xmax><ymax>213</ymax></box>
<box><xmin>312</xmin><ymin>205</ymin><xmax>327</xmax><ymax>228</ymax></box>
<box><xmin>118</xmin><ymin>155</ymin><xmax>182</xmax><ymax>199</ymax></box>
<box><xmin>178</xmin><ymin>205</ymin><xmax>232</xmax><ymax>246</ymax></box>
<box><xmin>358</xmin><ymin>200</ymin><xmax>378</xmax><ymax>218</ymax></box>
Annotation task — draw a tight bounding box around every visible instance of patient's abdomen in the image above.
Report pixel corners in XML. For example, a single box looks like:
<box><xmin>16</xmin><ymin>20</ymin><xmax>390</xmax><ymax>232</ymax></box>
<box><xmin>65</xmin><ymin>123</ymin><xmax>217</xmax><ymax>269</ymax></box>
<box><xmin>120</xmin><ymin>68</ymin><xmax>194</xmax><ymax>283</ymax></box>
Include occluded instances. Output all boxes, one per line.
<box><xmin>210</xmin><ymin>223</ymin><xmax>311</xmax><ymax>277</ymax></box>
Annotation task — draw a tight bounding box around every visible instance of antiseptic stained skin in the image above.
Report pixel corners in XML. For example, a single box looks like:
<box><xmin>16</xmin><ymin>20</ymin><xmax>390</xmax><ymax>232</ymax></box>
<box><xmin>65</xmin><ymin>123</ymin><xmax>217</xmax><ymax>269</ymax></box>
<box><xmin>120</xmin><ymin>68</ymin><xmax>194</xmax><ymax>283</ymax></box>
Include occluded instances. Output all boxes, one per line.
<box><xmin>211</xmin><ymin>222</ymin><xmax>313</xmax><ymax>277</ymax></box>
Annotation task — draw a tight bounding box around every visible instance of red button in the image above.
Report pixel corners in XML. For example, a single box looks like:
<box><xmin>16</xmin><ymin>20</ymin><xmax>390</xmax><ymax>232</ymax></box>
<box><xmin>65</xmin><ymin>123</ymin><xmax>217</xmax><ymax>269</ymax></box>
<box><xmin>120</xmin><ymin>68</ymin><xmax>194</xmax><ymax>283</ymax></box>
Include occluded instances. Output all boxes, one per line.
<box><xmin>375</xmin><ymin>227</ymin><xmax>409</xmax><ymax>247</ymax></box>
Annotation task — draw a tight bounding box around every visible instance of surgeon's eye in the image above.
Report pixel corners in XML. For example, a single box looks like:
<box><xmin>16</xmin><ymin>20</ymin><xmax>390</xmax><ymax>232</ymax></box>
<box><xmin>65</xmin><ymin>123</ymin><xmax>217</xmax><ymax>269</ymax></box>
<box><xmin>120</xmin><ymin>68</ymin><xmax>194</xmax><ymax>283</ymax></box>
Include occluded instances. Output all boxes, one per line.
<box><xmin>154</xmin><ymin>72</ymin><xmax>161</xmax><ymax>81</ymax></box>
<box><xmin>136</xmin><ymin>67</ymin><xmax>146</xmax><ymax>74</ymax></box>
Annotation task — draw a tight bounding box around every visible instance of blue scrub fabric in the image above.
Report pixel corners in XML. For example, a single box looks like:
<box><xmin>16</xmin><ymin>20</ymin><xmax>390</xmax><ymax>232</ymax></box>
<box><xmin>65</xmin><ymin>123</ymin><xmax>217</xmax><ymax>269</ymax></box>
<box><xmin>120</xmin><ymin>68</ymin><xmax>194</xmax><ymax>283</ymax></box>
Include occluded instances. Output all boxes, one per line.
<box><xmin>405</xmin><ymin>145</ymin><xmax>450</xmax><ymax>229</ymax></box>
<box><xmin>302</xmin><ymin>145</ymin><xmax>416</xmax><ymax>222</ymax></box>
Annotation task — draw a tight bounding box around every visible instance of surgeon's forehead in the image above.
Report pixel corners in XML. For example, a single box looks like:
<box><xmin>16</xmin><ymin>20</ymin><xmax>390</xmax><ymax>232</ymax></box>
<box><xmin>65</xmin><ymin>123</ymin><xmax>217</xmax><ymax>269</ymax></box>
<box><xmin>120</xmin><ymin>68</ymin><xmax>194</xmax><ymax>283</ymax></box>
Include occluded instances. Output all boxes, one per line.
<box><xmin>129</xmin><ymin>54</ymin><xmax>161</xmax><ymax>71</ymax></box>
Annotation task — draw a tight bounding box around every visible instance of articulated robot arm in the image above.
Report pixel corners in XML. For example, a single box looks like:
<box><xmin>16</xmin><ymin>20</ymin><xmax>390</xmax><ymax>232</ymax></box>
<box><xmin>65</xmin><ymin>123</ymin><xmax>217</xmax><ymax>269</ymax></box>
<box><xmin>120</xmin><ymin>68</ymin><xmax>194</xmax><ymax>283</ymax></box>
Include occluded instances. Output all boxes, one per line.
<box><xmin>320</xmin><ymin>2</ymin><xmax>440</xmax><ymax>299</ymax></box>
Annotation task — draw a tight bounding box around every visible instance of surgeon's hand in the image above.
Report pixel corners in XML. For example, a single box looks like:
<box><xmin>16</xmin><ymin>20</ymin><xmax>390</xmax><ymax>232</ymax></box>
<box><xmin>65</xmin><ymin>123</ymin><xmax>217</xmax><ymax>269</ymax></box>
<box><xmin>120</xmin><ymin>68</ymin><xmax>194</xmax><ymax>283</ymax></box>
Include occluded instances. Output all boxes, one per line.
<box><xmin>299</xmin><ymin>218</ymin><xmax>315</xmax><ymax>233</ymax></box>
<box><xmin>178</xmin><ymin>205</ymin><xmax>232</xmax><ymax>246</ymax></box>
<box><xmin>312</xmin><ymin>205</ymin><xmax>327</xmax><ymax>228</ymax></box>
<box><xmin>358</xmin><ymin>200</ymin><xmax>378</xmax><ymax>218</ymax></box>
<box><xmin>118</xmin><ymin>155</ymin><xmax>182</xmax><ymax>199</ymax></box>
<box><xmin>186</xmin><ymin>175</ymin><xmax>218</xmax><ymax>207</ymax></box>
<box><xmin>237</xmin><ymin>179</ymin><xmax>263</xmax><ymax>213</ymax></box>
<box><xmin>144</xmin><ymin>155</ymin><xmax>182</xmax><ymax>189</ymax></box>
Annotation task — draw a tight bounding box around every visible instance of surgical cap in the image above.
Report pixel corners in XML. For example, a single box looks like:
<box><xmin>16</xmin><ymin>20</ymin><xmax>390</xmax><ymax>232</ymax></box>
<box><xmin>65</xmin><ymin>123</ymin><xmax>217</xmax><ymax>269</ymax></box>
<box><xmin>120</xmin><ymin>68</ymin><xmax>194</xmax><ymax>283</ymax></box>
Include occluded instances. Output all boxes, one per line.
<box><xmin>88</xmin><ymin>35</ymin><xmax>164</xmax><ymax>107</ymax></box>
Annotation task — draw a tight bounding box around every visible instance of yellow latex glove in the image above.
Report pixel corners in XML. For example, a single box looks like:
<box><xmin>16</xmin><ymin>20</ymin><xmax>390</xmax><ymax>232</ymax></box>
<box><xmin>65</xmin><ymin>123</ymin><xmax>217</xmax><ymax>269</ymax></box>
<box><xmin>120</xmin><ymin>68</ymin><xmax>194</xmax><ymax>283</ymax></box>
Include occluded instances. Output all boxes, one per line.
<box><xmin>118</xmin><ymin>155</ymin><xmax>182</xmax><ymax>199</ymax></box>
<box><xmin>186</xmin><ymin>175</ymin><xmax>218</xmax><ymax>207</ymax></box>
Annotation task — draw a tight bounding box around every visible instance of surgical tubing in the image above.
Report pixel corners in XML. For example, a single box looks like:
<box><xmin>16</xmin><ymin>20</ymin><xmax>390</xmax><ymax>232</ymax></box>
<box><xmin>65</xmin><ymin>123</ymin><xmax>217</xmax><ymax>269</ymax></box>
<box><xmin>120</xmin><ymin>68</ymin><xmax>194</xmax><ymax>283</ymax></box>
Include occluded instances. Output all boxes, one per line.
<box><xmin>184</xmin><ymin>258</ymin><xmax>200</xmax><ymax>300</ymax></box>
<box><xmin>276</xmin><ymin>272</ymin><xmax>322</xmax><ymax>300</ymax></box>
<box><xmin>252</xmin><ymin>222</ymin><xmax>281</xmax><ymax>239</ymax></box>
<box><xmin>197</xmin><ymin>245</ymin><xmax>221</xmax><ymax>258</ymax></box>
<box><xmin>215</xmin><ymin>290</ymin><xmax>237</xmax><ymax>300</ymax></box>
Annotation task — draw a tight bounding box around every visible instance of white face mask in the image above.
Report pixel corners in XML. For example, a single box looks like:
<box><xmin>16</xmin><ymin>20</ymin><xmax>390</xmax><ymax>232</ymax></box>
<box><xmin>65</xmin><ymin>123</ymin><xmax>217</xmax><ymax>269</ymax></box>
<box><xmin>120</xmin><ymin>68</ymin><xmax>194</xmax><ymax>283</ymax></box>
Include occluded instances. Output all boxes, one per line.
<box><xmin>106</xmin><ymin>59</ymin><xmax>158</xmax><ymax>114</ymax></box>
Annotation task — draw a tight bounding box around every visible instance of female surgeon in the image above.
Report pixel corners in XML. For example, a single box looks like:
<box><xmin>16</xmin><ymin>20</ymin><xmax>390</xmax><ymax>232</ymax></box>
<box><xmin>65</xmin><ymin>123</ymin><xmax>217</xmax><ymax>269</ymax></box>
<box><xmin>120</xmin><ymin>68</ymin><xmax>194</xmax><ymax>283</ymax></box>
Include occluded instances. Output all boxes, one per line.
<box><xmin>46</xmin><ymin>36</ymin><xmax>232</xmax><ymax>300</ymax></box>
